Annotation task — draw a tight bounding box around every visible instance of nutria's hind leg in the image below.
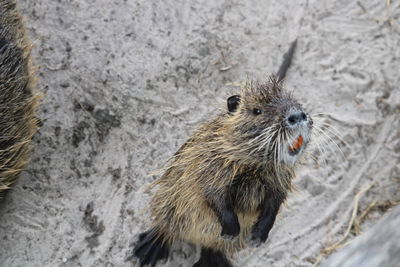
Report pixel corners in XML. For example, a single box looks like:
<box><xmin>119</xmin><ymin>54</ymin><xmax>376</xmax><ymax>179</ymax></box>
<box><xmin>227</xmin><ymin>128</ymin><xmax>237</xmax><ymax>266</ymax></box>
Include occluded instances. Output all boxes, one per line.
<box><xmin>193</xmin><ymin>247</ymin><xmax>233</xmax><ymax>267</ymax></box>
<box><xmin>134</xmin><ymin>230</ymin><xmax>169</xmax><ymax>267</ymax></box>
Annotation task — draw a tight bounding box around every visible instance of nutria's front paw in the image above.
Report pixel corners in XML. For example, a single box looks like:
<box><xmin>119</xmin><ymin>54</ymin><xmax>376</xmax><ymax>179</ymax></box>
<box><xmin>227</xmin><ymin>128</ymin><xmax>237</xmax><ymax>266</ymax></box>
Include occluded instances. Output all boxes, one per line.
<box><xmin>220</xmin><ymin>215</ymin><xmax>240</xmax><ymax>240</ymax></box>
<box><xmin>248</xmin><ymin>227</ymin><xmax>269</xmax><ymax>247</ymax></box>
<box><xmin>220</xmin><ymin>224</ymin><xmax>240</xmax><ymax>240</ymax></box>
<box><xmin>248</xmin><ymin>234</ymin><xmax>263</xmax><ymax>248</ymax></box>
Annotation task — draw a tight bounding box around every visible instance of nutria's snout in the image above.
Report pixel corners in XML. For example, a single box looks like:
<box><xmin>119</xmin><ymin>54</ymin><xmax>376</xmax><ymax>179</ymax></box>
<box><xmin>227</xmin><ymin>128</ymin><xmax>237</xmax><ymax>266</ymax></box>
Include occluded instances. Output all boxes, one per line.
<box><xmin>284</xmin><ymin>109</ymin><xmax>313</xmax><ymax>164</ymax></box>
<box><xmin>286</xmin><ymin>110</ymin><xmax>308</xmax><ymax>127</ymax></box>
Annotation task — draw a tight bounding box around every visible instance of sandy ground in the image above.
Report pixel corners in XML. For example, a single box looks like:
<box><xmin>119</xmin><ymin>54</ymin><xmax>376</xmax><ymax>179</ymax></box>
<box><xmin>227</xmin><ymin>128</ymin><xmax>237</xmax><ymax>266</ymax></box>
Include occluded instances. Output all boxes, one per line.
<box><xmin>0</xmin><ymin>0</ymin><xmax>399</xmax><ymax>266</ymax></box>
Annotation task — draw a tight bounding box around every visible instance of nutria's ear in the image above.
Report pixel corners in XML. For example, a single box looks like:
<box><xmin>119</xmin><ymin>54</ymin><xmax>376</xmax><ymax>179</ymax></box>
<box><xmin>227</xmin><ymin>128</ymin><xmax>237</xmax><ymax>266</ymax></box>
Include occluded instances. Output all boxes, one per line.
<box><xmin>227</xmin><ymin>95</ymin><xmax>241</xmax><ymax>112</ymax></box>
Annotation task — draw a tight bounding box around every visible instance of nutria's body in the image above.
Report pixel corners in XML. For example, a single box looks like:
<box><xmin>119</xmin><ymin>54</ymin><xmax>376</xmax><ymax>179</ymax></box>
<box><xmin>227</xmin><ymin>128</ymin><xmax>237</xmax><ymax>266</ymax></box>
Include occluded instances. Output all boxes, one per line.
<box><xmin>0</xmin><ymin>0</ymin><xmax>40</xmax><ymax>196</ymax></box>
<box><xmin>135</xmin><ymin>41</ymin><xmax>312</xmax><ymax>267</ymax></box>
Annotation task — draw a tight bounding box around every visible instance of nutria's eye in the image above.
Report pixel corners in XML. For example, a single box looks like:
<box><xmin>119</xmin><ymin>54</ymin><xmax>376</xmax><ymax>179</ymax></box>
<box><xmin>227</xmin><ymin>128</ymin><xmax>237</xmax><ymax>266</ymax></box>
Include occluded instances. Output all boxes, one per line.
<box><xmin>253</xmin><ymin>108</ymin><xmax>262</xmax><ymax>115</ymax></box>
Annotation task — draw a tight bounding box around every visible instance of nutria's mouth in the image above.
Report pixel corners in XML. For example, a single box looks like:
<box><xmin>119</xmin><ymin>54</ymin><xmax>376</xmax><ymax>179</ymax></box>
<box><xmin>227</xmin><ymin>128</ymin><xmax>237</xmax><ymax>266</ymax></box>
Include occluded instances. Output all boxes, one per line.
<box><xmin>288</xmin><ymin>135</ymin><xmax>303</xmax><ymax>156</ymax></box>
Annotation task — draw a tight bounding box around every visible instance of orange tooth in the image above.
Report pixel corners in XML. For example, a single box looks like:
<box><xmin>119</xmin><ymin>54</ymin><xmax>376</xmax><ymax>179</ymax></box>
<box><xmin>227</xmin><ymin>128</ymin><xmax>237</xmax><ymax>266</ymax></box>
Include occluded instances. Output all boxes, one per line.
<box><xmin>290</xmin><ymin>135</ymin><xmax>303</xmax><ymax>150</ymax></box>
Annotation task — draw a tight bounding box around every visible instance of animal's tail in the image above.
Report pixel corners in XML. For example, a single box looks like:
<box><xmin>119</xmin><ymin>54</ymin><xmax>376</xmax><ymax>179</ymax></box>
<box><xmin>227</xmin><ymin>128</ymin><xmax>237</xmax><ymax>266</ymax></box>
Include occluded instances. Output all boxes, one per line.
<box><xmin>134</xmin><ymin>229</ymin><xmax>170</xmax><ymax>267</ymax></box>
<box><xmin>276</xmin><ymin>39</ymin><xmax>297</xmax><ymax>82</ymax></box>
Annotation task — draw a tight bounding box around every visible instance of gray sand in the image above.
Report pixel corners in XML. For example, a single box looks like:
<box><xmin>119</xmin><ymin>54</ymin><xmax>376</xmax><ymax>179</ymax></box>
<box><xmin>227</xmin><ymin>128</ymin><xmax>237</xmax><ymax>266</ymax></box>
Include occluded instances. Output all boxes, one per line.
<box><xmin>0</xmin><ymin>0</ymin><xmax>399</xmax><ymax>266</ymax></box>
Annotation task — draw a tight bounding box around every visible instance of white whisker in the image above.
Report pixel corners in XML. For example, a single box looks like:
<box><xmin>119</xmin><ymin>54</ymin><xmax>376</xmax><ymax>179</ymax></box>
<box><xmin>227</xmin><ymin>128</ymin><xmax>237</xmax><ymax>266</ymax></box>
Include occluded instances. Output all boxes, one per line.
<box><xmin>314</xmin><ymin>121</ymin><xmax>348</xmax><ymax>148</ymax></box>
<box><xmin>313</xmin><ymin>125</ymin><xmax>345</xmax><ymax>160</ymax></box>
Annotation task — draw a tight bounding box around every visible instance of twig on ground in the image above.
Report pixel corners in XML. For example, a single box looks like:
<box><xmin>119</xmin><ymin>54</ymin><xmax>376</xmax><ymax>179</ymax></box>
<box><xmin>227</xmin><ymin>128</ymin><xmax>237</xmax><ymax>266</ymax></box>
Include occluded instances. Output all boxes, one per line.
<box><xmin>311</xmin><ymin>182</ymin><xmax>376</xmax><ymax>266</ymax></box>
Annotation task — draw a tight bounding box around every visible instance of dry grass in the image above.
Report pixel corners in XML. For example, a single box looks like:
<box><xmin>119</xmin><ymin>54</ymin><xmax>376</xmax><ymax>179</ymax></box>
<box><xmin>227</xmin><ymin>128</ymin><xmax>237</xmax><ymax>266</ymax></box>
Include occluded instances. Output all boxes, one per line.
<box><xmin>310</xmin><ymin>182</ymin><xmax>400</xmax><ymax>266</ymax></box>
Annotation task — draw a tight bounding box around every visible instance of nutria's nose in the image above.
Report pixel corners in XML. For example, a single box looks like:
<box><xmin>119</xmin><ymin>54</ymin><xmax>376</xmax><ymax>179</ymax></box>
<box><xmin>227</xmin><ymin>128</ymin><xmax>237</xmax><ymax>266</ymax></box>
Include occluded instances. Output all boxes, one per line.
<box><xmin>287</xmin><ymin>111</ymin><xmax>307</xmax><ymax>126</ymax></box>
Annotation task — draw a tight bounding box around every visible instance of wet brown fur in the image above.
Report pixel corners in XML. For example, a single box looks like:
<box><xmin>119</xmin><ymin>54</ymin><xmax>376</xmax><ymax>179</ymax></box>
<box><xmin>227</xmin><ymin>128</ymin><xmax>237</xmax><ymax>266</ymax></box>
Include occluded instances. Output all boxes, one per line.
<box><xmin>0</xmin><ymin>0</ymin><xmax>40</xmax><ymax>195</ymax></box>
<box><xmin>148</xmin><ymin>77</ymin><xmax>304</xmax><ymax>256</ymax></box>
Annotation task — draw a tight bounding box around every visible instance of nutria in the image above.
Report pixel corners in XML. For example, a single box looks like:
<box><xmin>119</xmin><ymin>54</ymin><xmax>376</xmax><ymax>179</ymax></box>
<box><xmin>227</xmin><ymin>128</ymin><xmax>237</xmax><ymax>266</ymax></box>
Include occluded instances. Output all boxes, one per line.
<box><xmin>0</xmin><ymin>0</ymin><xmax>40</xmax><ymax>197</ymax></box>
<box><xmin>134</xmin><ymin>40</ymin><xmax>312</xmax><ymax>267</ymax></box>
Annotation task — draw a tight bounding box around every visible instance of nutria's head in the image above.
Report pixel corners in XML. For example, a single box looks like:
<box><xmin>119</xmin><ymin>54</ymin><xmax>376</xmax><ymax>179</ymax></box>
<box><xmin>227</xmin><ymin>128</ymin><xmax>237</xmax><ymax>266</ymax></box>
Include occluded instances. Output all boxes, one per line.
<box><xmin>225</xmin><ymin>77</ymin><xmax>312</xmax><ymax>166</ymax></box>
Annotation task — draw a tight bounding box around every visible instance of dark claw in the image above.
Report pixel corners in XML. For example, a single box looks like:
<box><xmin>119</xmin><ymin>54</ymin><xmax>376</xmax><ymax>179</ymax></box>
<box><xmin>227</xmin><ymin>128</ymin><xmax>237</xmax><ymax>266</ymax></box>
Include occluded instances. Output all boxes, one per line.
<box><xmin>248</xmin><ymin>236</ymin><xmax>262</xmax><ymax>248</ymax></box>
<box><xmin>249</xmin><ymin>226</ymin><xmax>270</xmax><ymax>247</ymax></box>
<box><xmin>220</xmin><ymin>219</ymin><xmax>240</xmax><ymax>239</ymax></box>
<box><xmin>221</xmin><ymin>233</ymin><xmax>237</xmax><ymax>241</ymax></box>
<box><xmin>248</xmin><ymin>231</ymin><xmax>268</xmax><ymax>248</ymax></box>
